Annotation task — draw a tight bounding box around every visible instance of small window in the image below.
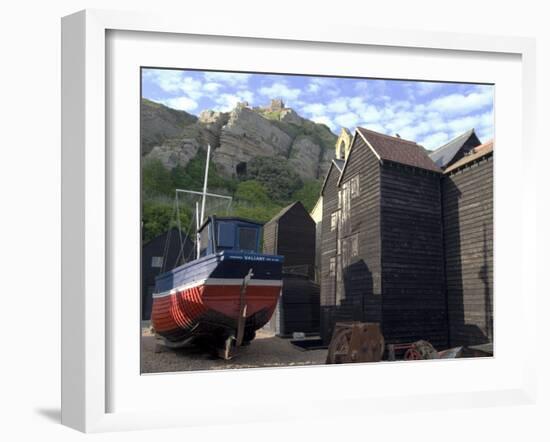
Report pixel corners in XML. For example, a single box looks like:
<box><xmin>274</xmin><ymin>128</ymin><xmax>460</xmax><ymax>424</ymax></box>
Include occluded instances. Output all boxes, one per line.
<box><xmin>217</xmin><ymin>222</ymin><xmax>234</xmax><ymax>248</ymax></box>
<box><xmin>329</xmin><ymin>257</ymin><xmax>336</xmax><ymax>277</ymax></box>
<box><xmin>151</xmin><ymin>256</ymin><xmax>163</xmax><ymax>268</ymax></box>
<box><xmin>330</xmin><ymin>212</ymin><xmax>338</xmax><ymax>231</ymax></box>
<box><xmin>238</xmin><ymin>227</ymin><xmax>258</xmax><ymax>252</ymax></box>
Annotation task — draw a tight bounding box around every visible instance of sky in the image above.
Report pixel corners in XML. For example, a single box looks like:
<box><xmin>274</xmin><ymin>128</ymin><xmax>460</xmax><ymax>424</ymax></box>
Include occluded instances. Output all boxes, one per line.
<box><xmin>142</xmin><ymin>68</ymin><xmax>494</xmax><ymax>151</ymax></box>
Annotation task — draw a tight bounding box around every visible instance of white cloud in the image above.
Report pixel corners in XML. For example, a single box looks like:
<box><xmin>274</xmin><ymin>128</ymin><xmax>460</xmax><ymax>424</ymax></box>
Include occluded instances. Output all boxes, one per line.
<box><xmin>144</xmin><ymin>69</ymin><xmax>210</xmax><ymax>100</ymax></box>
<box><xmin>301</xmin><ymin>103</ymin><xmax>326</xmax><ymax>115</ymax></box>
<box><xmin>416</xmin><ymin>82</ymin><xmax>445</xmax><ymax>96</ymax></box>
<box><xmin>203</xmin><ymin>72</ymin><xmax>251</xmax><ymax>87</ymax></box>
<box><xmin>360</xmin><ymin>122</ymin><xmax>386</xmax><ymax>134</ymax></box>
<box><xmin>477</xmin><ymin>126</ymin><xmax>494</xmax><ymax>143</ymax></box>
<box><xmin>419</xmin><ymin>132</ymin><xmax>450</xmax><ymax>150</ymax></box>
<box><xmin>444</xmin><ymin>111</ymin><xmax>494</xmax><ymax>137</ymax></box>
<box><xmin>427</xmin><ymin>89</ymin><xmax>493</xmax><ymax>116</ymax></box>
<box><xmin>311</xmin><ymin>115</ymin><xmax>336</xmax><ymax>131</ymax></box>
<box><xmin>385</xmin><ymin>112</ymin><xmax>415</xmax><ymax>132</ymax></box>
<box><xmin>144</xmin><ymin>69</ymin><xmax>184</xmax><ymax>93</ymax></box>
<box><xmin>359</xmin><ymin>105</ymin><xmax>383</xmax><ymax>123</ymax></box>
<box><xmin>395</xmin><ymin>121</ymin><xmax>433</xmax><ymax>141</ymax></box>
<box><xmin>179</xmin><ymin>77</ymin><xmax>204</xmax><ymax>99</ymax></box>
<box><xmin>327</xmin><ymin>98</ymin><xmax>349</xmax><ymax>113</ymax></box>
<box><xmin>213</xmin><ymin>91</ymin><xmax>254</xmax><ymax>111</ymax></box>
<box><xmin>259</xmin><ymin>82</ymin><xmax>301</xmax><ymax>102</ymax></box>
<box><xmin>334</xmin><ymin>112</ymin><xmax>359</xmax><ymax>128</ymax></box>
<box><xmin>160</xmin><ymin>96</ymin><xmax>198</xmax><ymax>112</ymax></box>
<box><xmin>203</xmin><ymin>82</ymin><xmax>222</xmax><ymax>93</ymax></box>
<box><xmin>354</xmin><ymin>81</ymin><xmax>369</xmax><ymax>94</ymax></box>
<box><xmin>307</xmin><ymin>83</ymin><xmax>320</xmax><ymax>94</ymax></box>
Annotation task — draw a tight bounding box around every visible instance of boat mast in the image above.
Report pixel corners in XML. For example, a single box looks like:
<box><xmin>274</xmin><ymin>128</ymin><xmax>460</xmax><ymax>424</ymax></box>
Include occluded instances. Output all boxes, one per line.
<box><xmin>195</xmin><ymin>201</ymin><xmax>200</xmax><ymax>259</ymax></box>
<box><xmin>200</xmin><ymin>144</ymin><xmax>211</xmax><ymax>226</ymax></box>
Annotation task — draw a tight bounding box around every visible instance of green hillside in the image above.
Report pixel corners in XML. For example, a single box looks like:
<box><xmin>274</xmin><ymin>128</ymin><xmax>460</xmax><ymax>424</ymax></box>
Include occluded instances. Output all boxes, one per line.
<box><xmin>142</xmin><ymin>150</ymin><xmax>321</xmax><ymax>242</ymax></box>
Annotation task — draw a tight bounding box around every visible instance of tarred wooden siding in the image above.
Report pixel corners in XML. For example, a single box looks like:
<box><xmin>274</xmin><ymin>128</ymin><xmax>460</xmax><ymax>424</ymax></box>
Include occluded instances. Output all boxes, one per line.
<box><xmin>380</xmin><ymin>162</ymin><xmax>448</xmax><ymax>349</ymax></box>
<box><xmin>442</xmin><ymin>154</ymin><xmax>493</xmax><ymax>347</ymax></box>
<box><xmin>263</xmin><ymin>202</ymin><xmax>319</xmax><ymax>335</ymax></box>
<box><xmin>320</xmin><ymin>164</ymin><xmax>342</xmax><ymax>342</ymax></box>
<box><xmin>320</xmin><ymin>137</ymin><xmax>383</xmax><ymax>344</ymax></box>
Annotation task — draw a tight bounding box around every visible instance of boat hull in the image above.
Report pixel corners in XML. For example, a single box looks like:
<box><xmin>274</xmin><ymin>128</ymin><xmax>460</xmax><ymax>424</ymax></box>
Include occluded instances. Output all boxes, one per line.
<box><xmin>151</xmin><ymin>251</ymin><xmax>283</xmax><ymax>343</ymax></box>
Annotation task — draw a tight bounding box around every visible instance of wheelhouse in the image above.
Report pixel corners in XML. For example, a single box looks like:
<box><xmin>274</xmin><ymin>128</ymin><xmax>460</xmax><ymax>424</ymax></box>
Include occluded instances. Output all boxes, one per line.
<box><xmin>197</xmin><ymin>216</ymin><xmax>263</xmax><ymax>257</ymax></box>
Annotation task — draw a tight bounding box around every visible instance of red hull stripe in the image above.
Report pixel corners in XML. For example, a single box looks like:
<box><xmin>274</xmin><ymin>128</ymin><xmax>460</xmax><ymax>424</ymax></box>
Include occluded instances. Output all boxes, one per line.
<box><xmin>152</xmin><ymin>278</ymin><xmax>282</xmax><ymax>299</ymax></box>
<box><xmin>152</xmin><ymin>283</ymin><xmax>280</xmax><ymax>334</ymax></box>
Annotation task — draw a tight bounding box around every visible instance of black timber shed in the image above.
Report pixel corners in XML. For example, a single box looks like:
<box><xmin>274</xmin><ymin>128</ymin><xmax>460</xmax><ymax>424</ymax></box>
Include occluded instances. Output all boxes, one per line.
<box><xmin>263</xmin><ymin>201</ymin><xmax>316</xmax><ymax>279</ymax></box>
<box><xmin>263</xmin><ymin>201</ymin><xmax>320</xmax><ymax>336</ymax></box>
<box><xmin>141</xmin><ymin>227</ymin><xmax>195</xmax><ymax>320</ymax></box>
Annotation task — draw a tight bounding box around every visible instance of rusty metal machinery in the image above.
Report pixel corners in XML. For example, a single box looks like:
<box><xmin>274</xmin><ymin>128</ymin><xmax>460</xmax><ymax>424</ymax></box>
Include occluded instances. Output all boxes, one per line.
<box><xmin>387</xmin><ymin>340</ymin><xmax>439</xmax><ymax>361</ymax></box>
<box><xmin>326</xmin><ymin>322</ymin><xmax>385</xmax><ymax>364</ymax></box>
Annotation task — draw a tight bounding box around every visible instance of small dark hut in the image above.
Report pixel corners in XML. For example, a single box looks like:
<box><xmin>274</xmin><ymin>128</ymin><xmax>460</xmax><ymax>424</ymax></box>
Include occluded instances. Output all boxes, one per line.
<box><xmin>442</xmin><ymin>140</ymin><xmax>494</xmax><ymax>347</ymax></box>
<box><xmin>263</xmin><ymin>201</ymin><xmax>316</xmax><ymax>279</ymax></box>
<box><xmin>141</xmin><ymin>228</ymin><xmax>195</xmax><ymax>320</ymax></box>
<box><xmin>263</xmin><ymin>201</ymin><xmax>320</xmax><ymax>336</ymax></box>
<box><xmin>265</xmin><ymin>274</ymin><xmax>320</xmax><ymax>336</ymax></box>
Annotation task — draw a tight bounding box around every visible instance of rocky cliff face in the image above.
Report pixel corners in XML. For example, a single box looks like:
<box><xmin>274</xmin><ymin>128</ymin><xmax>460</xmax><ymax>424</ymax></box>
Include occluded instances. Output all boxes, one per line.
<box><xmin>213</xmin><ymin>107</ymin><xmax>294</xmax><ymax>176</ymax></box>
<box><xmin>140</xmin><ymin>98</ymin><xmax>198</xmax><ymax>155</ymax></box>
<box><xmin>142</xmin><ymin>98</ymin><xmax>337</xmax><ymax>180</ymax></box>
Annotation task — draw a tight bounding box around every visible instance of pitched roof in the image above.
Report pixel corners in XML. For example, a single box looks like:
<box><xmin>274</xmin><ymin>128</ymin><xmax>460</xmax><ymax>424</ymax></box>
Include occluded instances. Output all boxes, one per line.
<box><xmin>265</xmin><ymin>201</ymin><xmax>308</xmax><ymax>225</ymax></box>
<box><xmin>333</xmin><ymin>159</ymin><xmax>345</xmax><ymax>171</ymax></box>
<box><xmin>321</xmin><ymin>159</ymin><xmax>346</xmax><ymax>195</ymax></box>
<box><xmin>429</xmin><ymin>129</ymin><xmax>481</xmax><ymax>168</ymax></box>
<box><xmin>356</xmin><ymin>127</ymin><xmax>441</xmax><ymax>173</ymax></box>
<box><xmin>444</xmin><ymin>139</ymin><xmax>494</xmax><ymax>174</ymax></box>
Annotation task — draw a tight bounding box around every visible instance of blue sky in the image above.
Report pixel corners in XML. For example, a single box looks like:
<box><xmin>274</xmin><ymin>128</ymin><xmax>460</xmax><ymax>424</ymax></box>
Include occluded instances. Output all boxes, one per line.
<box><xmin>142</xmin><ymin>68</ymin><xmax>494</xmax><ymax>150</ymax></box>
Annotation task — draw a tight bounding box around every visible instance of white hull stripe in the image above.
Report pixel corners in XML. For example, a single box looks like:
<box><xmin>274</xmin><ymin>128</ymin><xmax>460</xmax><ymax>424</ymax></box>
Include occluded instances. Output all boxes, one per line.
<box><xmin>153</xmin><ymin>278</ymin><xmax>283</xmax><ymax>299</ymax></box>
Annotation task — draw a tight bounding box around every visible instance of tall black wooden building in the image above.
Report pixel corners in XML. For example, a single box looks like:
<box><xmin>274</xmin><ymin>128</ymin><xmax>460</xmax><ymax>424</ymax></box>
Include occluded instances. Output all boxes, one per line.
<box><xmin>320</xmin><ymin>128</ymin><xmax>447</xmax><ymax>347</ymax></box>
<box><xmin>319</xmin><ymin>127</ymin><xmax>493</xmax><ymax>349</ymax></box>
<box><xmin>263</xmin><ymin>201</ymin><xmax>320</xmax><ymax>336</ymax></box>
<box><xmin>441</xmin><ymin>141</ymin><xmax>494</xmax><ymax>347</ymax></box>
<box><xmin>141</xmin><ymin>228</ymin><xmax>195</xmax><ymax>320</ymax></box>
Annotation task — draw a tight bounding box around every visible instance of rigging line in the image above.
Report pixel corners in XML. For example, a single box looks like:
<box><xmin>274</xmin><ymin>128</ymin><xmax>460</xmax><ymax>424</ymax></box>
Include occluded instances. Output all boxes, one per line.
<box><xmin>161</xmin><ymin>198</ymin><xmax>178</xmax><ymax>273</ymax></box>
<box><xmin>176</xmin><ymin>198</ymin><xmax>201</xmax><ymax>262</ymax></box>
<box><xmin>175</xmin><ymin>190</ymin><xmax>185</xmax><ymax>264</ymax></box>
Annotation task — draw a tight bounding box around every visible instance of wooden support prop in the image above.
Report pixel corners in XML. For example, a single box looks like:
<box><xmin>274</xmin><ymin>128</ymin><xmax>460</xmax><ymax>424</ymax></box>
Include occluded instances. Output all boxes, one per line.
<box><xmin>236</xmin><ymin>268</ymin><xmax>253</xmax><ymax>347</ymax></box>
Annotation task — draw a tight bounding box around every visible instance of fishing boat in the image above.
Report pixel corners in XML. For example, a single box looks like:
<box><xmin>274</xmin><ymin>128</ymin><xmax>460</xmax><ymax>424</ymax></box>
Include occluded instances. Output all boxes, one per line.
<box><xmin>150</xmin><ymin>146</ymin><xmax>284</xmax><ymax>358</ymax></box>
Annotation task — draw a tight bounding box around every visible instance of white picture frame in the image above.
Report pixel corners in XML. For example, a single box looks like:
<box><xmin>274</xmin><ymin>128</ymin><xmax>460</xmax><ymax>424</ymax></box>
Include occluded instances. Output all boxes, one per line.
<box><xmin>61</xmin><ymin>9</ymin><xmax>537</xmax><ymax>433</ymax></box>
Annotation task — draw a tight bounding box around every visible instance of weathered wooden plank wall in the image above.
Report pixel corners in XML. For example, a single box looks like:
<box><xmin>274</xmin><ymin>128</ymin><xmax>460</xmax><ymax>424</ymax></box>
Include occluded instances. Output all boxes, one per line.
<box><xmin>442</xmin><ymin>154</ymin><xmax>493</xmax><ymax>347</ymax></box>
<box><xmin>320</xmin><ymin>164</ymin><xmax>342</xmax><ymax>343</ymax></box>
<box><xmin>263</xmin><ymin>202</ymin><xmax>319</xmax><ymax>335</ymax></box>
<box><xmin>262</xmin><ymin>218</ymin><xmax>277</xmax><ymax>256</ymax></box>
<box><xmin>277</xmin><ymin>204</ymin><xmax>316</xmax><ymax>279</ymax></box>
<box><xmin>320</xmin><ymin>138</ymin><xmax>383</xmax><ymax>344</ymax></box>
<box><xmin>380</xmin><ymin>162</ymin><xmax>448</xmax><ymax>349</ymax></box>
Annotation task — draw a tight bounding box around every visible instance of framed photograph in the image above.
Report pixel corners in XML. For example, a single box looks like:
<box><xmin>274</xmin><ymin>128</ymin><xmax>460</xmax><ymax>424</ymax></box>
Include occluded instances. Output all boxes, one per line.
<box><xmin>61</xmin><ymin>9</ymin><xmax>537</xmax><ymax>432</ymax></box>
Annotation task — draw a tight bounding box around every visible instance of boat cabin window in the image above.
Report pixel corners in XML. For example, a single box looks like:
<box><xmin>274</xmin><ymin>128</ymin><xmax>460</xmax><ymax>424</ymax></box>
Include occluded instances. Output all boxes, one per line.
<box><xmin>213</xmin><ymin>219</ymin><xmax>261</xmax><ymax>253</ymax></box>
<box><xmin>217</xmin><ymin>222</ymin><xmax>234</xmax><ymax>248</ymax></box>
<box><xmin>238</xmin><ymin>227</ymin><xmax>258</xmax><ymax>252</ymax></box>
